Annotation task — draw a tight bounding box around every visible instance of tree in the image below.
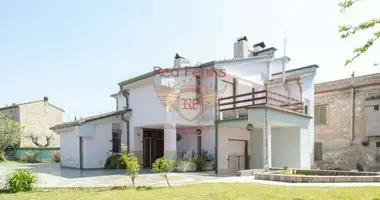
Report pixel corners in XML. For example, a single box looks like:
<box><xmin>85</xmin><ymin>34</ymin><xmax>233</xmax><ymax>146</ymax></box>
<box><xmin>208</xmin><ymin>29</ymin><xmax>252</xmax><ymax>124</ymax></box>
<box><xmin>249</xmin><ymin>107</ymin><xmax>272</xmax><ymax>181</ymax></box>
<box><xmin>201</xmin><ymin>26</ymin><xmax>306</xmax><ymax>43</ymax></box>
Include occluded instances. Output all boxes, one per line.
<box><xmin>119</xmin><ymin>145</ymin><xmax>140</xmax><ymax>188</ymax></box>
<box><xmin>120</xmin><ymin>148</ymin><xmax>140</xmax><ymax>188</ymax></box>
<box><xmin>152</xmin><ymin>157</ymin><xmax>176</xmax><ymax>188</ymax></box>
<box><xmin>0</xmin><ymin>113</ymin><xmax>23</xmax><ymax>161</ymax></box>
<box><xmin>26</xmin><ymin>134</ymin><xmax>52</xmax><ymax>147</ymax></box>
<box><xmin>338</xmin><ymin>0</ymin><xmax>380</xmax><ymax>65</ymax></box>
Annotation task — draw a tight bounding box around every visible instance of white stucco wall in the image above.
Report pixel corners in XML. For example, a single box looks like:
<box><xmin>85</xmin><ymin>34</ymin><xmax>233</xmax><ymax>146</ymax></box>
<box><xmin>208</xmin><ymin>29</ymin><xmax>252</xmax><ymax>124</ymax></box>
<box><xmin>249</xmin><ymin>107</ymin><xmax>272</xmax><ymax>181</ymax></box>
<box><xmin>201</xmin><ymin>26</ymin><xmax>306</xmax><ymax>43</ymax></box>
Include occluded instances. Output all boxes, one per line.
<box><xmin>80</xmin><ymin>117</ymin><xmax>126</xmax><ymax>169</ymax></box>
<box><xmin>114</xmin><ymin>93</ymin><xmax>127</xmax><ymax>111</ymax></box>
<box><xmin>59</xmin><ymin>127</ymin><xmax>79</xmax><ymax>168</ymax></box>
<box><xmin>251</xmin><ymin>128</ymin><xmax>263</xmax><ymax>169</ymax></box>
<box><xmin>271</xmin><ymin>127</ymin><xmax>301</xmax><ymax>168</ymax></box>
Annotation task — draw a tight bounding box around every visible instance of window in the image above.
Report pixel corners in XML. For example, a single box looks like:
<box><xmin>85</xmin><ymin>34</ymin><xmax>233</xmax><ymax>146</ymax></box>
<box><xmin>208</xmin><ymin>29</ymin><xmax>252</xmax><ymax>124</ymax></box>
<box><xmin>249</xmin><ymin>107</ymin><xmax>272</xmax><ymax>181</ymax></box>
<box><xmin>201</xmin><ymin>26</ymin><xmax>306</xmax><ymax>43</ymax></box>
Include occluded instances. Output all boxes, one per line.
<box><xmin>374</xmin><ymin>105</ymin><xmax>379</xmax><ymax>111</ymax></box>
<box><xmin>315</xmin><ymin>105</ymin><xmax>327</xmax><ymax>125</ymax></box>
<box><xmin>112</xmin><ymin>130</ymin><xmax>121</xmax><ymax>153</ymax></box>
<box><xmin>304</xmin><ymin>105</ymin><xmax>309</xmax><ymax>115</ymax></box>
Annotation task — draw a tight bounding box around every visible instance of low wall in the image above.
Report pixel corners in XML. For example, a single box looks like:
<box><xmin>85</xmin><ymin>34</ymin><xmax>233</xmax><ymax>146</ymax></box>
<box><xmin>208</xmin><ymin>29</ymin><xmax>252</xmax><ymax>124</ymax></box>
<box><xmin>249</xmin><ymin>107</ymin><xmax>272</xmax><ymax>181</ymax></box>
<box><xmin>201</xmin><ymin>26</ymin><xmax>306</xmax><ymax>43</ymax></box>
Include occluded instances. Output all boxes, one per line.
<box><xmin>255</xmin><ymin>169</ymin><xmax>380</xmax><ymax>183</ymax></box>
<box><xmin>4</xmin><ymin>147</ymin><xmax>60</xmax><ymax>162</ymax></box>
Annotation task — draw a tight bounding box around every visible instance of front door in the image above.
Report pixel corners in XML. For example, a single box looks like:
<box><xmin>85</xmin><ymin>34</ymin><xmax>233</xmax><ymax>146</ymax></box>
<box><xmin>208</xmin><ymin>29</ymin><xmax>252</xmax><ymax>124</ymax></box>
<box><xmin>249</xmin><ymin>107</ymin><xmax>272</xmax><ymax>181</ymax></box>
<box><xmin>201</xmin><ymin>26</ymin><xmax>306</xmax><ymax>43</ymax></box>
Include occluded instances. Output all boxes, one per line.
<box><xmin>143</xmin><ymin>137</ymin><xmax>152</xmax><ymax>168</ymax></box>
<box><xmin>143</xmin><ymin>129</ymin><xmax>164</xmax><ymax>168</ymax></box>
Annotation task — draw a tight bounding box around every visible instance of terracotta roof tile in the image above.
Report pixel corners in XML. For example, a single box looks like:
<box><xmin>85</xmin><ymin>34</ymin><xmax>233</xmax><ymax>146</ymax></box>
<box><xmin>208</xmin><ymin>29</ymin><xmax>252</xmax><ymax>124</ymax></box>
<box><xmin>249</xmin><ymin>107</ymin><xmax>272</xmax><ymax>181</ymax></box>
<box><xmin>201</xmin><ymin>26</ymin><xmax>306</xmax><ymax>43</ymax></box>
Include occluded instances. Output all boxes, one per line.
<box><xmin>316</xmin><ymin>73</ymin><xmax>380</xmax><ymax>93</ymax></box>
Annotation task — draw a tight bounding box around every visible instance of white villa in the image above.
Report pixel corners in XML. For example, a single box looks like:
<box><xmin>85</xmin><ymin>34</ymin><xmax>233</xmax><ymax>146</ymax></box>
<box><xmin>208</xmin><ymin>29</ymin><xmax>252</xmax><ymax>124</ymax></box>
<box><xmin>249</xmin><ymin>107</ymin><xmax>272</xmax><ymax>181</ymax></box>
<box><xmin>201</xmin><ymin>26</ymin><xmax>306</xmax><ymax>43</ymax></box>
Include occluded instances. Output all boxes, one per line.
<box><xmin>51</xmin><ymin>36</ymin><xmax>318</xmax><ymax>175</ymax></box>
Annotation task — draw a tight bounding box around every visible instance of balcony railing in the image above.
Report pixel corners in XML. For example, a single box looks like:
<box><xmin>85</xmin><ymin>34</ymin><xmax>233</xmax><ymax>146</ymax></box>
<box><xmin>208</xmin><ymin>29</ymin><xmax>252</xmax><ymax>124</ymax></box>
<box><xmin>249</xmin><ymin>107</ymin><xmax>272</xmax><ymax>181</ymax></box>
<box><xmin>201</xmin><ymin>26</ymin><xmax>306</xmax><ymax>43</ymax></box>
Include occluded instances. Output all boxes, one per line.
<box><xmin>218</xmin><ymin>89</ymin><xmax>304</xmax><ymax>115</ymax></box>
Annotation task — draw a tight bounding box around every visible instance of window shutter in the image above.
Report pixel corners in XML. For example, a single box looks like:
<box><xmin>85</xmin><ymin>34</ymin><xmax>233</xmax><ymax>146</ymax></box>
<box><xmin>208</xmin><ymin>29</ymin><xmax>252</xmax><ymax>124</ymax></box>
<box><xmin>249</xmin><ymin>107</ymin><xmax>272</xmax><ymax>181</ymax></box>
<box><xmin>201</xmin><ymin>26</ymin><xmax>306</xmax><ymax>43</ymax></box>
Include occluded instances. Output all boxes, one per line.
<box><xmin>314</xmin><ymin>106</ymin><xmax>320</xmax><ymax>125</ymax></box>
<box><xmin>320</xmin><ymin>106</ymin><xmax>326</xmax><ymax>124</ymax></box>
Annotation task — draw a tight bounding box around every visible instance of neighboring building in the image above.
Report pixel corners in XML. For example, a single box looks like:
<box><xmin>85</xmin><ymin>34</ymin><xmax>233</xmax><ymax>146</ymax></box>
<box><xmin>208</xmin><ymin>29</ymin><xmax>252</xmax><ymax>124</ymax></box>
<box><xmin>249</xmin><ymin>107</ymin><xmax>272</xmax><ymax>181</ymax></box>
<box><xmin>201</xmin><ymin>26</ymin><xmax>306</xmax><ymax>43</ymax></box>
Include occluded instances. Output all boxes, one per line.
<box><xmin>52</xmin><ymin>36</ymin><xmax>318</xmax><ymax>174</ymax></box>
<box><xmin>315</xmin><ymin>72</ymin><xmax>380</xmax><ymax>171</ymax></box>
<box><xmin>0</xmin><ymin>97</ymin><xmax>64</xmax><ymax>147</ymax></box>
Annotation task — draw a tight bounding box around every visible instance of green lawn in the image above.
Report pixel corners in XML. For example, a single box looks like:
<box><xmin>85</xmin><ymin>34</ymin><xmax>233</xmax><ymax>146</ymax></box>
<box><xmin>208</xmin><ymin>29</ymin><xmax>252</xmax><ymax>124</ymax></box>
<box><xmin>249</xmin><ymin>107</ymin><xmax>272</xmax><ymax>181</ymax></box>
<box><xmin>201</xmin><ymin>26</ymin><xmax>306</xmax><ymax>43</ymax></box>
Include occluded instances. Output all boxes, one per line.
<box><xmin>0</xmin><ymin>161</ymin><xmax>24</xmax><ymax>166</ymax></box>
<box><xmin>1</xmin><ymin>183</ymin><xmax>380</xmax><ymax>200</ymax></box>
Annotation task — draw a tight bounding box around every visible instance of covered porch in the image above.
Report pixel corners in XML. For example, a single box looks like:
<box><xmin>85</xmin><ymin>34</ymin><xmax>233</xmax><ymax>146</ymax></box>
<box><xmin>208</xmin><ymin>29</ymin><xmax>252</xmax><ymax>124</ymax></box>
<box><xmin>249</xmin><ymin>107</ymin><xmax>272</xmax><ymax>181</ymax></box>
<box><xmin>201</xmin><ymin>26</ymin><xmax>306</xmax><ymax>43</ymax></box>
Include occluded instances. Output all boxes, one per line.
<box><xmin>130</xmin><ymin>124</ymin><xmax>215</xmax><ymax>169</ymax></box>
<box><xmin>216</xmin><ymin>88</ymin><xmax>312</xmax><ymax>174</ymax></box>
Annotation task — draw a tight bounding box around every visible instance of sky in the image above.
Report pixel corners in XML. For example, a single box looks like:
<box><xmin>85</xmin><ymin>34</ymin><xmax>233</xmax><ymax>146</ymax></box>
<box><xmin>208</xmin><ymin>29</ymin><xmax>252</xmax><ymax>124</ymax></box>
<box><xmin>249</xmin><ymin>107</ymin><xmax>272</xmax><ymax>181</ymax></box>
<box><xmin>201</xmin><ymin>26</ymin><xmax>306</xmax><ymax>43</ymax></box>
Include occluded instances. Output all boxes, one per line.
<box><xmin>0</xmin><ymin>0</ymin><xmax>379</xmax><ymax>121</ymax></box>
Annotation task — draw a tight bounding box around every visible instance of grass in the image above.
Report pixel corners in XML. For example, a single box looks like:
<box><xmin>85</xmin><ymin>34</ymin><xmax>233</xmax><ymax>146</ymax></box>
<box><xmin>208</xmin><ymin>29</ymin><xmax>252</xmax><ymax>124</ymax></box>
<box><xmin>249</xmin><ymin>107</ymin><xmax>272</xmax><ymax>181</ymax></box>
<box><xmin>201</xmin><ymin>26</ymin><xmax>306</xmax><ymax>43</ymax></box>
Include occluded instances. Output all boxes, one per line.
<box><xmin>1</xmin><ymin>183</ymin><xmax>380</xmax><ymax>200</ymax></box>
<box><xmin>0</xmin><ymin>161</ymin><xmax>25</xmax><ymax>166</ymax></box>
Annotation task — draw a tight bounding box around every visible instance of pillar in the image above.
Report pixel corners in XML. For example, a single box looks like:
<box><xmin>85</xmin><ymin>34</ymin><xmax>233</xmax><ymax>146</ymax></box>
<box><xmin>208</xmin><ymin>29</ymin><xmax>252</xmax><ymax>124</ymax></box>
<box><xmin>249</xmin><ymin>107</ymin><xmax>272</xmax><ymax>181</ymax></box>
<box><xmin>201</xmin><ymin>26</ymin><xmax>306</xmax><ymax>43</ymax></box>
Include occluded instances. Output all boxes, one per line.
<box><xmin>263</xmin><ymin>123</ymin><xmax>272</xmax><ymax>167</ymax></box>
<box><xmin>164</xmin><ymin>124</ymin><xmax>177</xmax><ymax>159</ymax></box>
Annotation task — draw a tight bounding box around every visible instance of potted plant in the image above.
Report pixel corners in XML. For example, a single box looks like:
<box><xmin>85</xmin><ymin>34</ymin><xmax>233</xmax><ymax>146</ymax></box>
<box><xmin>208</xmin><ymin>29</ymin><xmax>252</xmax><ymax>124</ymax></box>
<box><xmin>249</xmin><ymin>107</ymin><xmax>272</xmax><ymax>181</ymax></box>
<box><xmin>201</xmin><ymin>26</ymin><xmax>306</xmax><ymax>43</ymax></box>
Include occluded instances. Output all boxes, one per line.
<box><xmin>199</xmin><ymin>150</ymin><xmax>214</xmax><ymax>171</ymax></box>
<box><xmin>177</xmin><ymin>157</ymin><xmax>197</xmax><ymax>172</ymax></box>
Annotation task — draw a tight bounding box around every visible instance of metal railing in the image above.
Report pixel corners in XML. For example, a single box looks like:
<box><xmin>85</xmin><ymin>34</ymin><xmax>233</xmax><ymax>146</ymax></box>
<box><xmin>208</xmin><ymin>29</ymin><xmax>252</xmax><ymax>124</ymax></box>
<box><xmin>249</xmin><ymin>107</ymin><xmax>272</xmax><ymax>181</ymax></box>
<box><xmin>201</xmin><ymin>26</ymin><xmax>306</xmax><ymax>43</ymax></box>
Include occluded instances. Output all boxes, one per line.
<box><xmin>228</xmin><ymin>155</ymin><xmax>250</xmax><ymax>175</ymax></box>
<box><xmin>218</xmin><ymin>89</ymin><xmax>304</xmax><ymax>115</ymax></box>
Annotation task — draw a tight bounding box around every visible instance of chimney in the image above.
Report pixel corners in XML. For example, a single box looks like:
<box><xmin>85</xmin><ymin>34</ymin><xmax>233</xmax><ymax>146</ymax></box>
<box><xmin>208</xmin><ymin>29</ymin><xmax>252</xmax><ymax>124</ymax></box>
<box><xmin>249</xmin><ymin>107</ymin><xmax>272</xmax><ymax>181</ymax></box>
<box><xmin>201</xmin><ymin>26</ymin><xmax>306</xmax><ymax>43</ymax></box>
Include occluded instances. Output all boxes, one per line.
<box><xmin>174</xmin><ymin>53</ymin><xmax>190</xmax><ymax>68</ymax></box>
<box><xmin>234</xmin><ymin>36</ymin><xmax>249</xmax><ymax>58</ymax></box>
<box><xmin>253</xmin><ymin>42</ymin><xmax>266</xmax><ymax>53</ymax></box>
<box><xmin>43</xmin><ymin>96</ymin><xmax>49</xmax><ymax>102</ymax></box>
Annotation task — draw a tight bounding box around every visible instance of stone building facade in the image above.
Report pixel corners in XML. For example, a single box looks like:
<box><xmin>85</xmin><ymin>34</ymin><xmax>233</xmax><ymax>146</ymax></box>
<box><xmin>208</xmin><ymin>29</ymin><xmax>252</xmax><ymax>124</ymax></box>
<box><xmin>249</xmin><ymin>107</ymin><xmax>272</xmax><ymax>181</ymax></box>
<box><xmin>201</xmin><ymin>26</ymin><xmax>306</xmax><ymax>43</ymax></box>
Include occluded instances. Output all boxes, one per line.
<box><xmin>314</xmin><ymin>73</ymin><xmax>380</xmax><ymax>171</ymax></box>
<box><xmin>0</xmin><ymin>97</ymin><xmax>64</xmax><ymax>147</ymax></box>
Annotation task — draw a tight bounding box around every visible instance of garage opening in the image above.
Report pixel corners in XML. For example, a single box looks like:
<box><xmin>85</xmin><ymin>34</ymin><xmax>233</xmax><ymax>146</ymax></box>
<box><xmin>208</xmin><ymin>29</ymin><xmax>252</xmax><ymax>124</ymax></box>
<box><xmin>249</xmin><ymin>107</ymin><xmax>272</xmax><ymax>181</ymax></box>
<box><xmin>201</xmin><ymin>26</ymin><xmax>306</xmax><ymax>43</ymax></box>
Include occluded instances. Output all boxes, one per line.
<box><xmin>228</xmin><ymin>139</ymin><xmax>249</xmax><ymax>175</ymax></box>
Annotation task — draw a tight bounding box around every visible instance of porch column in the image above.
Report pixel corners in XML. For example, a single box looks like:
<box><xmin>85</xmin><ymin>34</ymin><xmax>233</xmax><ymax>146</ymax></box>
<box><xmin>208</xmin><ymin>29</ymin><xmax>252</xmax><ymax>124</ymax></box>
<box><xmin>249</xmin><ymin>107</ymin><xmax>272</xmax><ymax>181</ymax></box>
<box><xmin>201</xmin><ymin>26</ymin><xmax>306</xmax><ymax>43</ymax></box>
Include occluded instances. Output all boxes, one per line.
<box><xmin>164</xmin><ymin>124</ymin><xmax>177</xmax><ymax>159</ymax></box>
<box><xmin>263</xmin><ymin>123</ymin><xmax>272</xmax><ymax>167</ymax></box>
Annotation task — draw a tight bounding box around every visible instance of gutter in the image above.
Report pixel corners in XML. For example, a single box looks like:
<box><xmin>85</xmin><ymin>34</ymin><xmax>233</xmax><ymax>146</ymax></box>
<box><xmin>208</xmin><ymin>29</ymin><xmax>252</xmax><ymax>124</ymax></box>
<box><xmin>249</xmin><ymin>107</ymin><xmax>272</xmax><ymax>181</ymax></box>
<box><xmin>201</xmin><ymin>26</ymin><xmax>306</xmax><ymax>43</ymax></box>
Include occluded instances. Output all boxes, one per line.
<box><xmin>214</xmin><ymin>73</ymin><xmax>219</xmax><ymax>174</ymax></box>
<box><xmin>350</xmin><ymin>79</ymin><xmax>355</xmax><ymax>142</ymax></box>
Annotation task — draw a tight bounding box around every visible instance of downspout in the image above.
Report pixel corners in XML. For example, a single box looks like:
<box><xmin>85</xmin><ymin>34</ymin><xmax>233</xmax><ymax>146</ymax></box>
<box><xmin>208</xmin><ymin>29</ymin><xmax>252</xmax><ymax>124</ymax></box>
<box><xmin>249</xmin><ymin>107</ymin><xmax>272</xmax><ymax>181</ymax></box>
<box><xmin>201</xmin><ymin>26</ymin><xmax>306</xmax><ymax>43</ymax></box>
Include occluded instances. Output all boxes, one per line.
<box><xmin>214</xmin><ymin>72</ymin><xmax>219</xmax><ymax>174</ymax></box>
<box><xmin>350</xmin><ymin>72</ymin><xmax>355</xmax><ymax>141</ymax></box>
<box><xmin>121</xmin><ymin>113</ymin><xmax>130</xmax><ymax>153</ymax></box>
<box><xmin>282</xmin><ymin>59</ymin><xmax>290</xmax><ymax>99</ymax></box>
<box><xmin>120</xmin><ymin>85</ymin><xmax>130</xmax><ymax>152</ymax></box>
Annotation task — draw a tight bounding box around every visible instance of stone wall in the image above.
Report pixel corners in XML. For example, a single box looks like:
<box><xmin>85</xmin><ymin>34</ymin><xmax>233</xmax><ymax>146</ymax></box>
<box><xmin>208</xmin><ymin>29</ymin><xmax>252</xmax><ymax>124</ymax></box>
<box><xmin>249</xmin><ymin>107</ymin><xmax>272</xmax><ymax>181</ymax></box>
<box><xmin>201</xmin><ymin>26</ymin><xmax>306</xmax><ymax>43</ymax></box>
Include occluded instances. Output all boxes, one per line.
<box><xmin>315</xmin><ymin>85</ymin><xmax>380</xmax><ymax>171</ymax></box>
<box><xmin>19</xmin><ymin>101</ymin><xmax>63</xmax><ymax>147</ymax></box>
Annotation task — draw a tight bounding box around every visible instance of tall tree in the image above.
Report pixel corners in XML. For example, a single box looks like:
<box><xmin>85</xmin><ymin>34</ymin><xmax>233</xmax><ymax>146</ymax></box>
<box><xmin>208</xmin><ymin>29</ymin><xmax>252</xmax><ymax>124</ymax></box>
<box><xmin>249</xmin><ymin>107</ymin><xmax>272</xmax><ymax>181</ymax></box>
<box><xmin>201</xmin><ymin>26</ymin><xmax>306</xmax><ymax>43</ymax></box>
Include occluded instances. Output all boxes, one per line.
<box><xmin>0</xmin><ymin>113</ymin><xmax>23</xmax><ymax>161</ymax></box>
<box><xmin>338</xmin><ymin>0</ymin><xmax>380</xmax><ymax>65</ymax></box>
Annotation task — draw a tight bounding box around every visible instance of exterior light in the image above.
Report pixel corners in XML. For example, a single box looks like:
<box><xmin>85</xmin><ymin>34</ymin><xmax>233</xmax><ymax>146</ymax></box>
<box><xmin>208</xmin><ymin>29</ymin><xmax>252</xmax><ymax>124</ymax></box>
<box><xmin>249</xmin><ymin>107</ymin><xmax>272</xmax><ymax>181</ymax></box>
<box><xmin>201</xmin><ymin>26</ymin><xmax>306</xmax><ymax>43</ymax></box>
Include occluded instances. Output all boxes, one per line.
<box><xmin>176</xmin><ymin>133</ymin><xmax>182</xmax><ymax>141</ymax></box>
<box><xmin>196</xmin><ymin>129</ymin><xmax>202</xmax><ymax>135</ymax></box>
<box><xmin>246</xmin><ymin>124</ymin><xmax>253</xmax><ymax>131</ymax></box>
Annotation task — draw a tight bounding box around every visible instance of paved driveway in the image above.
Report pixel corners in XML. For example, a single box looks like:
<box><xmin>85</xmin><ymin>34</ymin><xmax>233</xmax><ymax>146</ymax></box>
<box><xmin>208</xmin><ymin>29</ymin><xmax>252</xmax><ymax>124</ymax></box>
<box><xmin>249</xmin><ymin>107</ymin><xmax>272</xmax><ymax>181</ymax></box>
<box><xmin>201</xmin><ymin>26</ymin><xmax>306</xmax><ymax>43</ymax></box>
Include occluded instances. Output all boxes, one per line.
<box><xmin>0</xmin><ymin>163</ymin><xmax>252</xmax><ymax>188</ymax></box>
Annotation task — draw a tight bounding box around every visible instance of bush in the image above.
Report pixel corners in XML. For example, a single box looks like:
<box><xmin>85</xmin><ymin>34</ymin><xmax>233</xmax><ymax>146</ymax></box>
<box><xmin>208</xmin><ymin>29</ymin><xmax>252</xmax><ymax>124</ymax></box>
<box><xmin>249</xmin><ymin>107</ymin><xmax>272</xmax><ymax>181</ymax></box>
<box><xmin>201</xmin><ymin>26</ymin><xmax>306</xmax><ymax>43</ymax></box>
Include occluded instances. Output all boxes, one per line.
<box><xmin>187</xmin><ymin>156</ymin><xmax>206</xmax><ymax>171</ymax></box>
<box><xmin>152</xmin><ymin>157</ymin><xmax>176</xmax><ymax>188</ymax></box>
<box><xmin>5</xmin><ymin>170</ymin><xmax>38</xmax><ymax>193</ymax></box>
<box><xmin>52</xmin><ymin>151</ymin><xmax>60</xmax><ymax>163</ymax></box>
<box><xmin>104</xmin><ymin>153</ymin><xmax>126</xmax><ymax>169</ymax></box>
<box><xmin>25</xmin><ymin>152</ymin><xmax>39</xmax><ymax>163</ymax></box>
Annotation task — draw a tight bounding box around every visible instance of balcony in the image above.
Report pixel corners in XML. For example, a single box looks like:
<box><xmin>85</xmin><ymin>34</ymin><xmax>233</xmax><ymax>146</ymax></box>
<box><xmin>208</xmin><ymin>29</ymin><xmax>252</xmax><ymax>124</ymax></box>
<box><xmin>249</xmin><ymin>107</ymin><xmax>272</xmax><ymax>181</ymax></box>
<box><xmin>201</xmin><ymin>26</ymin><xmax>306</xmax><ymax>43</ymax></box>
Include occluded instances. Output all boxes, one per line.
<box><xmin>218</xmin><ymin>89</ymin><xmax>305</xmax><ymax>120</ymax></box>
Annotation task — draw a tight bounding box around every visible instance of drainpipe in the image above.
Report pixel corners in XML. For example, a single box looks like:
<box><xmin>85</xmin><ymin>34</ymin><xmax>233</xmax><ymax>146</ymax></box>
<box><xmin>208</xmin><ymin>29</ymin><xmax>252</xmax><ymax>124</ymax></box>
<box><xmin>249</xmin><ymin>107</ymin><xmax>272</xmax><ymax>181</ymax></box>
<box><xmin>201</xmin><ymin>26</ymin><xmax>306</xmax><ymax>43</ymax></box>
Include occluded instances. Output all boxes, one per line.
<box><xmin>350</xmin><ymin>72</ymin><xmax>355</xmax><ymax>141</ymax></box>
<box><xmin>119</xmin><ymin>85</ymin><xmax>130</xmax><ymax>152</ymax></box>
<box><xmin>281</xmin><ymin>59</ymin><xmax>290</xmax><ymax>98</ymax></box>
<box><xmin>214</xmin><ymin>74</ymin><xmax>219</xmax><ymax>174</ymax></box>
<box><xmin>121</xmin><ymin>113</ymin><xmax>130</xmax><ymax>153</ymax></box>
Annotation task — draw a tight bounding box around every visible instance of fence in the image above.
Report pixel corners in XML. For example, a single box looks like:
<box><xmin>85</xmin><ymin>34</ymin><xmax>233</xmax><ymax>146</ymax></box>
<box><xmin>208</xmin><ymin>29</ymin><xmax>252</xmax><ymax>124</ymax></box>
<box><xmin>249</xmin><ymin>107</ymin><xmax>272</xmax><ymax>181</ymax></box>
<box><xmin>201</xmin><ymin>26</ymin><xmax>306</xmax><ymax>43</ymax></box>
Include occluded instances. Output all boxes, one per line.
<box><xmin>4</xmin><ymin>147</ymin><xmax>60</xmax><ymax>162</ymax></box>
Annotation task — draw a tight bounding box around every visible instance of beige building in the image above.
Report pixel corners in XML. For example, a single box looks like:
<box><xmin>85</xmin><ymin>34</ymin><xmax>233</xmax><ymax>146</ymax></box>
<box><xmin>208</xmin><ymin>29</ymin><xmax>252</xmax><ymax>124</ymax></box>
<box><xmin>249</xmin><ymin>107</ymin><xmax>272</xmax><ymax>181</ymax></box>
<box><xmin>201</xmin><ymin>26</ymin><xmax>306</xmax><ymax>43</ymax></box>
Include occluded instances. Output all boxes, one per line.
<box><xmin>314</xmin><ymin>72</ymin><xmax>380</xmax><ymax>171</ymax></box>
<box><xmin>0</xmin><ymin>97</ymin><xmax>64</xmax><ymax>147</ymax></box>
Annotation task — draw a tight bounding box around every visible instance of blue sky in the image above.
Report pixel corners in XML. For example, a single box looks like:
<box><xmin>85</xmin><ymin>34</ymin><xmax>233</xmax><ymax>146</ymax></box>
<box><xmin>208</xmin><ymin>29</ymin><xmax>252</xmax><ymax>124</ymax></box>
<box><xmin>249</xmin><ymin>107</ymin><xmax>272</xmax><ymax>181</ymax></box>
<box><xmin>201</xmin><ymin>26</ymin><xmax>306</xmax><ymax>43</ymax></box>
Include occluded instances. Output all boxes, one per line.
<box><xmin>1</xmin><ymin>0</ymin><xmax>379</xmax><ymax>121</ymax></box>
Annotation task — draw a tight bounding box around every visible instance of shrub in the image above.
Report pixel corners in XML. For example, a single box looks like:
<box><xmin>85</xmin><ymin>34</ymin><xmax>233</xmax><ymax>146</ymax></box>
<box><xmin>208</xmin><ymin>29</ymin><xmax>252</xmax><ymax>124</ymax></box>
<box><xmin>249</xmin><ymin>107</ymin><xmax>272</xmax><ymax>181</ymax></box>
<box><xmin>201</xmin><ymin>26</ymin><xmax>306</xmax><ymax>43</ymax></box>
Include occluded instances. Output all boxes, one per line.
<box><xmin>104</xmin><ymin>153</ymin><xmax>126</xmax><ymax>169</ymax></box>
<box><xmin>52</xmin><ymin>151</ymin><xmax>60</xmax><ymax>163</ymax></box>
<box><xmin>5</xmin><ymin>170</ymin><xmax>38</xmax><ymax>193</ymax></box>
<box><xmin>121</xmin><ymin>153</ymin><xmax>140</xmax><ymax>188</ymax></box>
<box><xmin>152</xmin><ymin>157</ymin><xmax>176</xmax><ymax>188</ymax></box>
<box><xmin>187</xmin><ymin>156</ymin><xmax>206</xmax><ymax>171</ymax></box>
<box><xmin>25</xmin><ymin>152</ymin><xmax>39</xmax><ymax>163</ymax></box>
